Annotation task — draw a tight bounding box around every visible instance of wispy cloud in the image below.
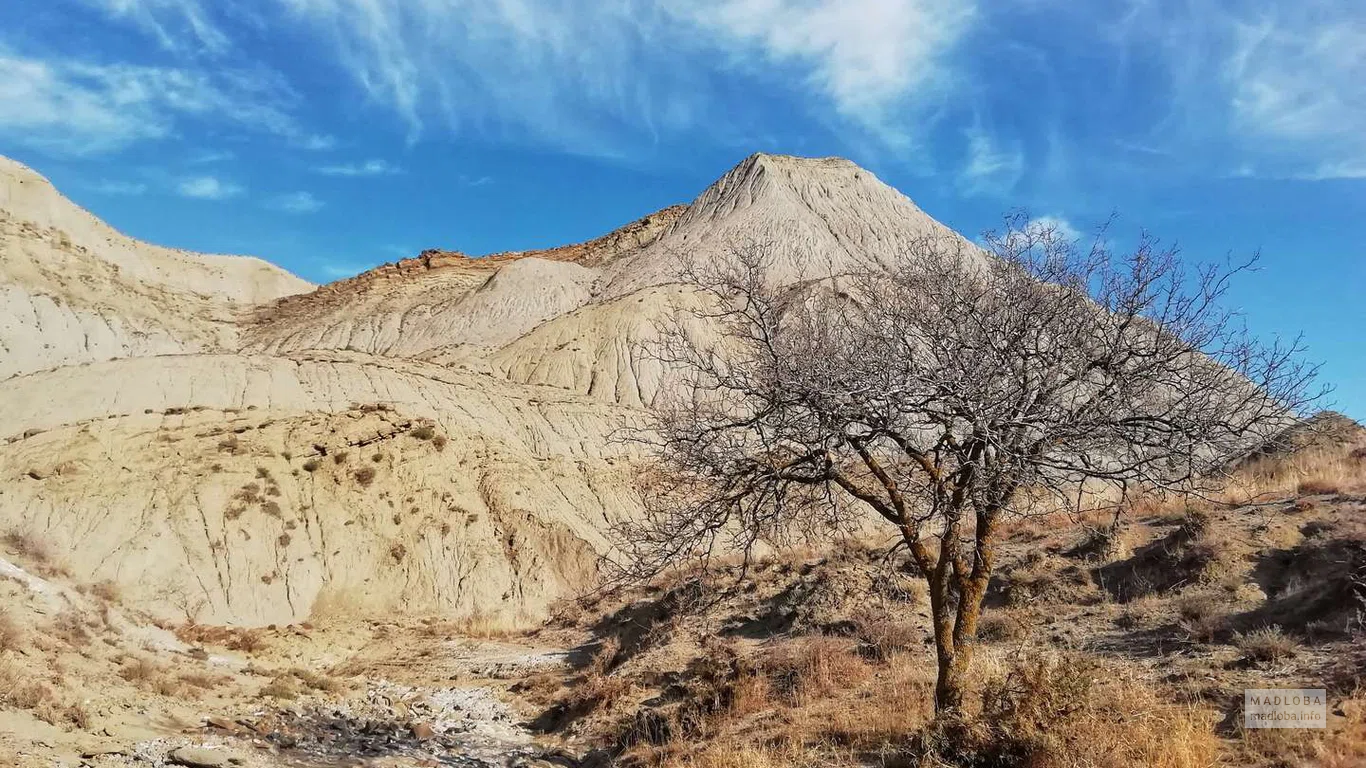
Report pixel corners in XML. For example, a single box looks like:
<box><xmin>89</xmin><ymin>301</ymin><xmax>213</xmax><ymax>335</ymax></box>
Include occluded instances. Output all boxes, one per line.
<box><xmin>958</xmin><ymin>124</ymin><xmax>1023</xmax><ymax>195</ymax></box>
<box><xmin>315</xmin><ymin>159</ymin><xmax>400</xmax><ymax>177</ymax></box>
<box><xmin>0</xmin><ymin>47</ymin><xmax>300</xmax><ymax>154</ymax></box>
<box><xmin>1222</xmin><ymin>9</ymin><xmax>1366</xmax><ymax>180</ymax></box>
<box><xmin>272</xmin><ymin>0</ymin><xmax>977</xmax><ymax>152</ymax></box>
<box><xmin>1095</xmin><ymin>0</ymin><xmax>1366</xmax><ymax>182</ymax></box>
<box><xmin>188</xmin><ymin>149</ymin><xmax>233</xmax><ymax>164</ymax></box>
<box><xmin>299</xmin><ymin>134</ymin><xmax>337</xmax><ymax>151</ymax></box>
<box><xmin>76</xmin><ymin>0</ymin><xmax>228</xmax><ymax>54</ymax></box>
<box><xmin>89</xmin><ymin>179</ymin><xmax>148</xmax><ymax>196</ymax></box>
<box><xmin>268</xmin><ymin>190</ymin><xmax>324</xmax><ymax>213</ymax></box>
<box><xmin>177</xmin><ymin>175</ymin><xmax>243</xmax><ymax>199</ymax></box>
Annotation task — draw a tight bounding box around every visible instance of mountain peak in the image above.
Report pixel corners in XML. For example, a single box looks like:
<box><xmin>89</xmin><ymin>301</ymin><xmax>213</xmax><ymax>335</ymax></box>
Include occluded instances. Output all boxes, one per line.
<box><xmin>597</xmin><ymin>150</ymin><xmax>957</xmax><ymax>294</ymax></box>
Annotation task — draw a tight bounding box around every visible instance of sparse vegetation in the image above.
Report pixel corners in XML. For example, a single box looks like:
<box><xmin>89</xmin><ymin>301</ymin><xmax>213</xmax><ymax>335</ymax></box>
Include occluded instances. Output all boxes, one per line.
<box><xmin>302</xmin><ymin>459</ymin><xmax>321</xmax><ymax>472</ymax></box>
<box><xmin>411</xmin><ymin>424</ymin><xmax>435</xmax><ymax>441</ymax></box>
<box><xmin>354</xmin><ymin>466</ymin><xmax>376</xmax><ymax>486</ymax></box>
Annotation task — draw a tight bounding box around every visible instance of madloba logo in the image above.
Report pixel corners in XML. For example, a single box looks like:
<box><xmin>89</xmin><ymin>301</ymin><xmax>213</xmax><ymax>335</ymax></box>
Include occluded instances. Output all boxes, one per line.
<box><xmin>1245</xmin><ymin>689</ymin><xmax>1327</xmax><ymax>729</ymax></box>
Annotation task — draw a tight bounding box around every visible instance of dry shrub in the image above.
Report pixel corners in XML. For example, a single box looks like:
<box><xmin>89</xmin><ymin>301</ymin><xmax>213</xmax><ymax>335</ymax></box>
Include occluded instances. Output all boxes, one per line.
<box><xmin>1234</xmin><ymin>625</ymin><xmax>1298</xmax><ymax>662</ymax></box>
<box><xmin>977</xmin><ymin>610</ymin><xmax>1029</xmax><ymax>644</ymax></box>
<box><xmin>1175</xmin><ymin>591</ymin><xmax>1231</xmax><ymax>643</ymax></box>
<box><xmin>302</xmin><ymin>459</ymin><xmax>321</xmax><ymax>473</ymax></box>
<box><xmin>2</xmin><ymin>528</ymin><xmax>68</xmax><ymax>577</ymax></box>
<box><xmin>671</xmin><ymin>743</ymin><xmax>823</xmax><ymax>768</ymax></box>
<box><xmin>51</xmin><ymin>610</ymin><xmax>92</xmax><ymax>647</ymax></box>
<box><xmin>918</xmin><ymin>651</ymin><xmax>1221</xmax><ymax>768</ymax></box>
<box><xmin>996</xmin><ymin>556</ymin><xmax>1098</xmax><ymax>607</ymax></box>
<box><xmin>0</xmin><ymin>656</ymin><xmax>51</xmax><ymax>710</ymax></box>
<box><xmin>851</xmin><ymin>609</ymin><xmax>922</xmax><ymax>661</ymax></box>
<box><xmin>290</xmin><ymin>667</ymin><xmax>345</xmax><ymax>693</ymax></box>
<box><xmin>0</xmin><ymin>612</ymin><xmax>23</xmax><ymax>652</ymax></box>
<box><xmin>118</xmin><ymin>657</ymin><xmax>157</xmax><ymax>683</ymax></box>
<box><xmin>1298</xmin><ymin>478</ymin><xmax>1343</xmax><ymax>496</ymax></box>
<box><xmin>410</xmin><ymin>424</ymin><xmax>435</xmax><ymax>441</ymax></box>
<box><xmin>260</xmin><ymin>674</ymin><xmax>301</xmax><ymax>700</ymax></box>
<box><xmin>760</xmin><ymin>637</ymin><xmax>870</xmax><ymax>706</ymax></box>
<box><xmin>179</xmin><ymin>671</ymin><xmax>228</xmax><ymax>691</ymax></box>
<box><xmin>432</xmin><ymin>434</ymin><xmax>448</xmax><ymax>452</ymax></box>
<box><xmin>333</xmin><ymin>451</ymin><xmax>349</xmax><ymax>465</ymax></box>
<box><xmin>353</xmin><ymin>466</ymin><xmax>376</xmax><ymax>487</ymax></box>
<box><xmin>89</xmin><ymin>579</ymin><xmax>120</xmax><ymax>603</ymax></box>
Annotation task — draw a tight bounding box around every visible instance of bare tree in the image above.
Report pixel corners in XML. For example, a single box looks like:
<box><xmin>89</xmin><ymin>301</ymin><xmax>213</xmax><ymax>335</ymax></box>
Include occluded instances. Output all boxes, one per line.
<box><xmin>613</xmin><ymin>215</ymin><xmax>1322</xmax><ymax>713</ymax></box>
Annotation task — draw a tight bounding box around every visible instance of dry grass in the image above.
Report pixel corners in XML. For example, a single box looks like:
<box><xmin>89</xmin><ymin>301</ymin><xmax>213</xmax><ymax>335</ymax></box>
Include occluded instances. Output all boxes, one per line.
<box><xmin>1222</xmin><ymin>443</ymin><xmax>1365</xmax><ymax>503</ymax></box>
<box><xmin>175</xmin><ymin>624</ymin><xmax>268</xmax><ymax>653</ymax></box>
<box><xmin>1236</xmin><ymin>707</ymin><xmax>1366</xmax><ymax>768</ymax></box>
<box><xmin>0</xmin><ymin>655</ymin><xmax>89</xmax><ymax>729</ymax></box>
<box><xmin>950</xmin><ymin>651</ymin><xmax>1223</xmax><ymax>768</ymax></box>
<box><xmin>179</xmin><ymin>671</ymin><xmax>229</xmax><ymax>691</ymax></box>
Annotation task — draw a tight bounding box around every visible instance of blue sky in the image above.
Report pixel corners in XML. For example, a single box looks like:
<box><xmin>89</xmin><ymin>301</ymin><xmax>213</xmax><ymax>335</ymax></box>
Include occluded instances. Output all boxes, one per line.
<box><xmin>1</xmin><ymin>0</ymin><xmax>1362</xmax><ymax>417</ymax></box>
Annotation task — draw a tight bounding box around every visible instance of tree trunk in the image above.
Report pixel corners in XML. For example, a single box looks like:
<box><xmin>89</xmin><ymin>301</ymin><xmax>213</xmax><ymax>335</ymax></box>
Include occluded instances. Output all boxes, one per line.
<box><xmin>935</xmin><ymin>651</ymin><xmax>968</xmax><ymax>712</ymax></box>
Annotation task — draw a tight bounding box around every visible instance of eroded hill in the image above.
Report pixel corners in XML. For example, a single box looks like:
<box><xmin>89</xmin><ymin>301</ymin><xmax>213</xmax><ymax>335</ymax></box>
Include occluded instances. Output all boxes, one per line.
<box><xmin>1</xmin><ymin>152</ymin><xmax>966</xmax><ymax>628</ymax></box>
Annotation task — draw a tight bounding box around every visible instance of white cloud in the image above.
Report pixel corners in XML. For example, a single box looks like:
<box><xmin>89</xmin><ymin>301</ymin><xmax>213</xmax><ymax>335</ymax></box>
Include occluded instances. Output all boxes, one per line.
<box><xmin>0</xmin><ymin>48</ymin><xmax>300</xmax><ymax>154</ymax></box>
<box><xmin>959</xmin><ymin>125</ymin><xmax>1023</xmax><ymax>195</ymax></box>
<box><xmin>1026</xmin><ymin>215</ymin><xmax>1080</xmax><ymax>243</ymax></box>
<box><xmin>315</xmin><ymin>159</ymin><xmax>400</xmax><ymax>177</ymax></box>
<box><xmin>268</xmin><ymin>191</ymin><xmax>324</xmax><ymax>213</ymax></box>
<box><xmin>177</xmin><ymin>175</ymin><xmax>243</xmax><ymax>199</ymax></box>
<box><xmin>681</xmin><ymin>0</ymin><xmax>974</xmax><ymax>123</ymax></box>
<box><xmin>90</xmin><ymin>180</ymin><xmax>148</xmax><ymax>195</ymax></box>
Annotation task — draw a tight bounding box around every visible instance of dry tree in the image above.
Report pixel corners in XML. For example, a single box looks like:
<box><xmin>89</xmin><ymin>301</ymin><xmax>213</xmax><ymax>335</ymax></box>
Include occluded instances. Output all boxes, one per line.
<box><xmin>612</xmin><ymin>215</ymin><xmax>1322</xmax><ymax>712</ymax></box>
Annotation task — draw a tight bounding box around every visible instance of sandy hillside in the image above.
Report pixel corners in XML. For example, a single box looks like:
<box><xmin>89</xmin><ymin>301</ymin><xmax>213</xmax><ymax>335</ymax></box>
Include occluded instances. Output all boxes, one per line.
<box><xmin>0</xmin><ymin>152</ymin><xmax>969</xmax><ymax>630</ymax></box>
<box><xmin>0</xmin><ymin>158</ymin><xmax>312</xmax><ymax>381</ymax></box>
